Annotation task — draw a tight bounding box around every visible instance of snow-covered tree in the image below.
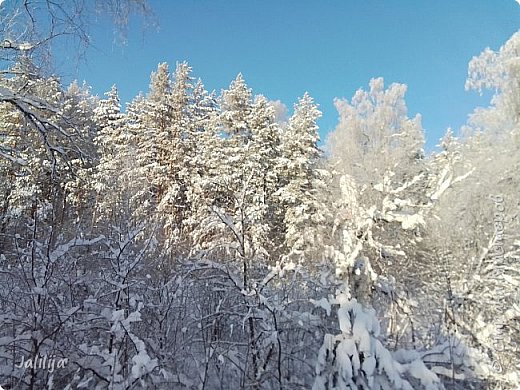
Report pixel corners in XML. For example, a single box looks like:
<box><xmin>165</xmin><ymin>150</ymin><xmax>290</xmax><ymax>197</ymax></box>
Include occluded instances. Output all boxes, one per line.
<box><xmin>418</xmin><ymin>31</ymin><xmax>520</xmax><ymax>388</ymax></box>
<box><xmin>157</xmin><ymin>62</ymin><xmax>194</xmax><ymax>249</ymax></box>
<box><xmin>313</xmin><ymin>284</ymin><xmax>446</xmax><ymax>390</ymax></box>
<box><xmin>138</xmin><ymin>62</ymin><xmax>173</xmax><ymax>207</ymax></box>
<box><xmin>328</xmin><ymin>78</ymin><xmax>425</xmax><ymax>187</ymax></box>
<box><xmin>0</xmin><ymin>58</ymin><xmax>91</xmax><ymax>229</ymax></box>
<box><xmin>92</xmin><ymin>86</ymin><xmax>129</xmax><ymax>219</ymax></box>
<box><xmin>188</xmin><ymin>73</ymin><xmax>262</xmax><ymax>260</ymax></box>
<box><xmin>122</xmin><ymin>62</ymin><xmax>198</xmax><ymax>252</ymax></box>
<box><xmin>465</xmin><ymin>30</ymin><xmax>520</xmax><ymax>143</ymax></box>
<box><xmin>276</xmin><ymin>93</ymin><xmax>334</xmax><ymax>265</ymax></box>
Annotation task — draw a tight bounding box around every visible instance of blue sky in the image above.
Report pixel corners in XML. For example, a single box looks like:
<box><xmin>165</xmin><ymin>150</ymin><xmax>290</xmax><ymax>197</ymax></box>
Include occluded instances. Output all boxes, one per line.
<box><xmin>59</xmin><ymin>0</ymin><xmax>520</xmax><ymax>150</ymax></box>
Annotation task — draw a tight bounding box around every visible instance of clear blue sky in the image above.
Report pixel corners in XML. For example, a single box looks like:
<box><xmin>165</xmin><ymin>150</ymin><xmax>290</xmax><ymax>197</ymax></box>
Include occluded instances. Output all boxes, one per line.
<box><xmin>58</xmin><ymin>0</ymin><xmax>520</xmax><ymax>150</ymax></box>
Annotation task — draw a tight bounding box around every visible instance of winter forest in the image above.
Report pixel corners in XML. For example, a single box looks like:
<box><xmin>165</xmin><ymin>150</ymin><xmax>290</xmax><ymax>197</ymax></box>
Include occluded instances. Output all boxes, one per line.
<box><xmin>1</xmin><ymin>1</ymin><xmax>519</xmax><ymax>389</ymax></box>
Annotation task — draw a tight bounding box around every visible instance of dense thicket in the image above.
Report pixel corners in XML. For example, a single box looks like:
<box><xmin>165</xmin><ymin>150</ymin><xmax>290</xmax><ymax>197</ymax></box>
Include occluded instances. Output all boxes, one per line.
<box><xmin>1</xmin><ymin>8</ymin><xmax>519</xmax><ymax>388</ymax></box>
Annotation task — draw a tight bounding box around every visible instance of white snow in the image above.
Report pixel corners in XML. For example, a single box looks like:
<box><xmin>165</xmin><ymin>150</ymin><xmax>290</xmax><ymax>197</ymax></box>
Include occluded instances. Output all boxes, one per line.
<box><xmin>310</xmin><ymin>297</ymin><xmax>332</xmax><ymax>316</ymax></box>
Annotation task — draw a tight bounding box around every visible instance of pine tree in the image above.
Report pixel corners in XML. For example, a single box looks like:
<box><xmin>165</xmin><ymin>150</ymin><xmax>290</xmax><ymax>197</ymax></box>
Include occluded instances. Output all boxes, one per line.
<box><xmin>140</xmin><ymin>62</ymin><xmax>172</xmax><ymax>204</ymax></box>
<box><xmin>157</xmin><ymin>62</ymin><xmax>194</xmax><ymax>249</ymax></box>
<box><xmin>61</xmin><ymin>80</ymin><xmax>97</xmax><ymax>213</ymax></box>
<box><xmin>189</xmin><ymin>74</ymin><xmax>256</xmax><ymax>258</ymax></box>
<box><xmin>122</xmin><ymin>63</ymin><xmax>175</xmax><ymax>239</ymax></box>
<box><xmin>248</xmin><ymin>95</ymin><xmax>283</xmax><ymax>258</ymax></box>
<box><xmin>220</xmin><ymin>73</ymin><xmax>253</xmax><ymax>138</ymax></box>
<box><xmin>92</xmin><ymin>85</ymin><xmax>131</xmax><ymax>223</ymax></box>
<box><xmin>185</xmin><ymin>79</ymin><xmax>220</xmax><ymax>248</ymax></box>
<box><xmin>277</xmin><ymin>93</ymin><xmax>331</xmax><ymax>264</ymax></box>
